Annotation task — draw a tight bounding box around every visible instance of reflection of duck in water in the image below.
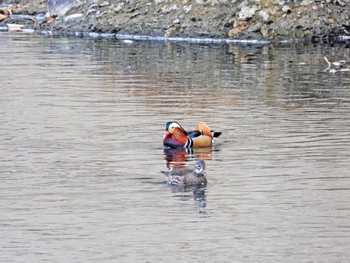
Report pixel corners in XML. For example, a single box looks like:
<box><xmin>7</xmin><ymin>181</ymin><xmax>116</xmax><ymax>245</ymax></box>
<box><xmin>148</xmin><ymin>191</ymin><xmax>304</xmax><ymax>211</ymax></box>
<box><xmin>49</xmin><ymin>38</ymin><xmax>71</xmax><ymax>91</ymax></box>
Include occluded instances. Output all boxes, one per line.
<box><xmin>163</xmin><ymin>148</ymin><xmax>189</xmax><ymax>169</ymax></box>
<box><xmin>170</xmin><ymin>184</ymin><xmax>207</xmax><ymax>209</ymax></box>
<box><xmin>163</xmin><ymin>121</ymin><xmax>221</xmax><ymax>148</ymax></box>
<box><xmin>163</xmin><ymin>147</ymin><xmax>214</xmax><ymax>169</ymax></box>
<box><xmin>161</xmin><ymin>160</ymin><xmax>207</xmax><ymax>186</ymax></box>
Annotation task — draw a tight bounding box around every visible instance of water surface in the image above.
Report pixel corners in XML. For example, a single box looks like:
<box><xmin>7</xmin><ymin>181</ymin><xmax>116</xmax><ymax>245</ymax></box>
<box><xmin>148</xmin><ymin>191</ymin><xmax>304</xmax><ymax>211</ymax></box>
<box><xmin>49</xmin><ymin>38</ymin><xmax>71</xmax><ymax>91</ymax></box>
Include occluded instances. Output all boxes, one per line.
<box><xmin>1</xmin><ymin>33</ymin><xmax>350</xmax><ymax>262</ymax></box>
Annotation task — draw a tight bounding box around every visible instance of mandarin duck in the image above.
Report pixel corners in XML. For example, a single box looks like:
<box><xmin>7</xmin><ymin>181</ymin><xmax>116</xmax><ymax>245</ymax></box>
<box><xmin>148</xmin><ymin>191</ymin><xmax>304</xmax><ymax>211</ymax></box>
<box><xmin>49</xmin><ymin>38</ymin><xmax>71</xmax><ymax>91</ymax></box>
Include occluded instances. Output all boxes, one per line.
<box><xmin>163</xmin><ymin>121</ymin><xmax>221</xmax><ymax>148</ymax></box>
<box><xmin>161</xmin><ymin>160</ymin><xmax>207</xmax><ymax>186</ymax></box>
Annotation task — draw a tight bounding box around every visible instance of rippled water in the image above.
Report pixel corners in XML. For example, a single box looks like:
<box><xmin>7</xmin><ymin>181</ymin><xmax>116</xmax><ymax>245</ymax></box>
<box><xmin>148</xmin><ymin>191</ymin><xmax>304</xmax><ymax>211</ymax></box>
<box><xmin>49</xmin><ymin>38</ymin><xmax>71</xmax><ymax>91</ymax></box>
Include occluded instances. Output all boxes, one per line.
<box><xmin>1</xmin><ymin>32</ymin><xmax>350</xmax><ymax>262</ymax></box>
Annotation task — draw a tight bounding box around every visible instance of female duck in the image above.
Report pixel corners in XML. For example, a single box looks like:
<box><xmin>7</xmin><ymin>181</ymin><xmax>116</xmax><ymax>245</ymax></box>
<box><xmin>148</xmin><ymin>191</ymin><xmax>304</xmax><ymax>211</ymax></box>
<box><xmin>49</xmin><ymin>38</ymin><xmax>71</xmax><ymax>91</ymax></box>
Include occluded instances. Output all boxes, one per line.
<box><xmin>161</xmin><ymin>160</ymin><xmax>207</xmax><ymax>186</ymax></box>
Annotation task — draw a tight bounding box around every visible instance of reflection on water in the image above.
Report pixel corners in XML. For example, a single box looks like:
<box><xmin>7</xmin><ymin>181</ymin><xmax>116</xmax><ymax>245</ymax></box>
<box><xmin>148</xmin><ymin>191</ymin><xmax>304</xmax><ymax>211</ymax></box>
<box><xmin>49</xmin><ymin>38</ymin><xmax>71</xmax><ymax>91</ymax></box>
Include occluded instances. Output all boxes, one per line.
<box><xmin>166</xmin><ymin>184</ymin><xmax>207</xmax><ymax>212</ymax></box>
<box><xmin>163</xmin><ymin>147</ymin><xmax>216</xmax><ymax>169</ymax></box>
<box><xmin>0</xmin><ymin>32</ymin><xmax>350</xmax><ymax>262</ymax></box>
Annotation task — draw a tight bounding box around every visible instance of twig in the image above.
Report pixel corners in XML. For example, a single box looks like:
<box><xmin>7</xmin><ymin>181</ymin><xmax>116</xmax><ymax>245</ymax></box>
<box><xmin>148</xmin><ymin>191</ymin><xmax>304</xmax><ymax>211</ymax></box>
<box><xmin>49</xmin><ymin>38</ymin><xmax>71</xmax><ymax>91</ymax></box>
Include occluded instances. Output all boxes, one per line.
<box><xmin>339</xmin><ymin>66</ymin><xmax>350</xmax><ymax>72</ymax></box>
<box><xmin>324</xmin><ymin>56</ymin><xmax>331</xmax><ymax>72</ymax></box>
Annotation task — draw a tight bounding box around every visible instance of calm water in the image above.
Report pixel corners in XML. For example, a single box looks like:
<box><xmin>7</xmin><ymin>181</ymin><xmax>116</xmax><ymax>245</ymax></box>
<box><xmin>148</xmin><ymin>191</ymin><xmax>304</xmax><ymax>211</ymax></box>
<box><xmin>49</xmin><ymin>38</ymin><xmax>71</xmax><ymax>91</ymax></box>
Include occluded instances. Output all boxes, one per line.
<box><xmin>1</xmin><ymin>32</ymin><xmax>350</xmax><ymax>262</ymax></box>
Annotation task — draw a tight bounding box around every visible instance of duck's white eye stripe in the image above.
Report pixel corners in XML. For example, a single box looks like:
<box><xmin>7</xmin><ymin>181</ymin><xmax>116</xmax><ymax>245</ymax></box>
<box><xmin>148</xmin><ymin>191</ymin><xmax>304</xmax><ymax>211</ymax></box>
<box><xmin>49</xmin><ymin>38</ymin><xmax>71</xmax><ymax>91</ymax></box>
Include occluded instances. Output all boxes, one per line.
<box><xmin>170</xmin><ymin>123</ymin><xmax>180</xmax><ymax>129</ymax></box>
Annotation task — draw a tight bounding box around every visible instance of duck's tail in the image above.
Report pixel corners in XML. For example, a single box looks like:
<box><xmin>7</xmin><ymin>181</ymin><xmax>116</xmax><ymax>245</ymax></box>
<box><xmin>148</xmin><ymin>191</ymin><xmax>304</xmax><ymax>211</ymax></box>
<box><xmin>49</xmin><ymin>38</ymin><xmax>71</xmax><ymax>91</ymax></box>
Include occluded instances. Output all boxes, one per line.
<box><xmin>196</xmin><ymin>122</ymin><xmax>221</xmax><ymax>138</ymax></box>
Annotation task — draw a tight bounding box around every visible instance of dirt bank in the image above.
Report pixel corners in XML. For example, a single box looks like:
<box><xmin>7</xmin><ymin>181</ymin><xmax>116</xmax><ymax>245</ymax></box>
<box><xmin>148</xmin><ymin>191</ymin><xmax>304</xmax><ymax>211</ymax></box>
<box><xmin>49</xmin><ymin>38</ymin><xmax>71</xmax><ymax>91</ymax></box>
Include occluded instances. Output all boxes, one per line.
<box><xmin>1</xmin><ymin>0</ymin><xmax>350</xmax><ymax>42</ymax></box>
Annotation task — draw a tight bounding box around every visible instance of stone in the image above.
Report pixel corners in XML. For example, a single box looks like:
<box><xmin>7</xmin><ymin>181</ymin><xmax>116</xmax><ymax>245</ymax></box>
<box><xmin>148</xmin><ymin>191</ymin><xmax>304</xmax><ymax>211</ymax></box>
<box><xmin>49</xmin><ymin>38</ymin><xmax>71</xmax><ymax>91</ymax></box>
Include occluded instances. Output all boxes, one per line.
<box><xmin>64</xmin><ymin>13</ymin><xmax>83</xmax><ymax>24</ymax></box>
<box><xmin>47</xmin><ymin>0</ymin><xmax>82</xmax><ymax>17</ymax></box>
<box><xmin>99</xmin><ymin>1</ymin><xmax>109</xmax><ymax>7</ymax></box>
<box><xmin>260</xmin><ymin>24</ymin><xmax>269</xmax><ymax>37</ymax></box>
<box><xmin>87</xmin><ymin>8</ymin><xmax>98</xmax><ymax>16</ymax></box>
<box><xmin>115</xmin><ymin>3</ymin><xmax>125</xmax><ymax>13</ymax></box>
<box><xmin>183</xmin><ymin>5</ymin><xmax>192</xmax><ymax>13</ymax></box>
<box><xmin>258</xmin><ymin>10</ymin><xmax>269</xmax><ymax>22</ymax></box>
<box><xmin>282</xmin><ymin>5</ymin><xmax>291</xmax><ymax>13</ymax></box>
<box><xmin>163</xmin><ymin>4</ymin><xmax>178</xmax><ymax>14</ymax></box>
<box><xmin>195</xmin><ymin>0</ymin><xmax>211</xmax><ymax>5</ymax></box>
<box><xmin>300</xmin><ymin>0</ymin><xmax>313</xmax><ymax>6</ymax></box>
<box><xmin>238</xmin><ymin>5</ymin><xmax>258</xmax><ymax>20</ymax></box>
<box><xmin>229</xmin><ymin>19</ymin><xmax>249</xmax><ymax>36</ymax></box>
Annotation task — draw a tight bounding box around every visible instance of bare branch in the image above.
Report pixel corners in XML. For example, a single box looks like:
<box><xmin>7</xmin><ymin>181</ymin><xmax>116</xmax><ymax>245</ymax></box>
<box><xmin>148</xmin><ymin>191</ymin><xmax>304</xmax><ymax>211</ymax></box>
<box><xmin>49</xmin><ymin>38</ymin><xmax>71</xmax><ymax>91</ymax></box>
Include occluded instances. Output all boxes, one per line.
<box><xmin>324</xmin><ymin>56</ymin><xmax>350</xmax><ymax>73</ymax></box>
<box><xmin>324</xmin><ymin>56</ymin><xmax>331</xmax><ymax>72</ymax></box>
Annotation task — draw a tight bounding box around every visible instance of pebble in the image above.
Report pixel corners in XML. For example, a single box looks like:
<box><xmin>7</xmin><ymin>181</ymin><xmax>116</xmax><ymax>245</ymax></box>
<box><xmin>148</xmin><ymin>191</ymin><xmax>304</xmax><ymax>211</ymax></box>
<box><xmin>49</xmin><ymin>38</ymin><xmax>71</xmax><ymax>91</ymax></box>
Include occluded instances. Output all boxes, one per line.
<box><xmin>183</xmin><ymin>5</ymin><xmax>192</xmax><ymax>14</ymax></box>
<box><xmin>258</xmin><ymin>10</ymin><xmax>269</xmax><ymax>22</ymax></box>
<box><xmin>238</xmin><ymin>6</ymin><xmax>258</xmax><ymax>20</ymax></box>
<box><xmin>115</xmin><ymin>3</ymin><xmax>125</xmax><ymax>13</ymax></box>
<box><xmin>282</xmin><ymin>5</ymin><xmax>291</xmax><ymax>13</ymax></box>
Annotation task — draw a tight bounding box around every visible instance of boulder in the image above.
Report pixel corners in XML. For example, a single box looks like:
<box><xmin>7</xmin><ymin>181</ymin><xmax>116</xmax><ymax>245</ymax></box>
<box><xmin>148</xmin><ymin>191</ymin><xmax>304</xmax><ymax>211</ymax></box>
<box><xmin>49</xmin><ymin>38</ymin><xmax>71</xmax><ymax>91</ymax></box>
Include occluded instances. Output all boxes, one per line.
<box><xmin>47</xmin><ymin>0</ymin><xmax>82</xmax><ymax>17</ymax></box>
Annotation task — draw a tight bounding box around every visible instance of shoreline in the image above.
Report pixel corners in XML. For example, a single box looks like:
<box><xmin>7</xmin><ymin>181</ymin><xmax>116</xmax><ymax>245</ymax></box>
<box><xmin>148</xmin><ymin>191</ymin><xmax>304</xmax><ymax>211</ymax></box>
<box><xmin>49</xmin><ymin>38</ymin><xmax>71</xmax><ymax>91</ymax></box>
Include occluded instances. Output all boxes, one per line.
<box><xmin>1</xmin><ymin>0</ymin><xmax>350</xmax><ymax>44</ymax></box>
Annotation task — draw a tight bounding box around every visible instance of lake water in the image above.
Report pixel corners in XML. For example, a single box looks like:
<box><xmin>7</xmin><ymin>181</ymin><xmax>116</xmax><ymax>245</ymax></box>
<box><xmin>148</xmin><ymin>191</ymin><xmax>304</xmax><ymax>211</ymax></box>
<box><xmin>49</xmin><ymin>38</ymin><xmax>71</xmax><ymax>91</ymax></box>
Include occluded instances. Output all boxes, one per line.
<box><xmin>1</xmin><ymin>32</ymin><xmax>350</xmax><ymax>262</ymax></box>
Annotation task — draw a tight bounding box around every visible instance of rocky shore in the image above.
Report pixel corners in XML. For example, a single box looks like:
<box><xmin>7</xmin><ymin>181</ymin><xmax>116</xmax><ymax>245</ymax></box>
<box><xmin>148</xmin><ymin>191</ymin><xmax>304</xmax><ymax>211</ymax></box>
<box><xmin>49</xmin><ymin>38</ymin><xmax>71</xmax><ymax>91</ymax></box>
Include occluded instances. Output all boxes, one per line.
<box><xmin>1</xmin><ymin>0</ymin><xmax>350</xmax><ymax>43</ymax></box>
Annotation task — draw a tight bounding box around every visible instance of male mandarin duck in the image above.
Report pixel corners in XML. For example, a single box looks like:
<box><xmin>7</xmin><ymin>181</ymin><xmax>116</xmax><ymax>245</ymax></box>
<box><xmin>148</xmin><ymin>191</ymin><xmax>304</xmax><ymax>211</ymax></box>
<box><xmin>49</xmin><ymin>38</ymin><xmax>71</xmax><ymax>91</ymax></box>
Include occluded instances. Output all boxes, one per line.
<box><xmin>163</xmin><ymin>121</ymin><xmax>221</xmax><ymax>148</ymax></box>
<box><xmin>161</xmin><ymin>160</ymin><xmax>207</xmax><ymax>186</ymax></box>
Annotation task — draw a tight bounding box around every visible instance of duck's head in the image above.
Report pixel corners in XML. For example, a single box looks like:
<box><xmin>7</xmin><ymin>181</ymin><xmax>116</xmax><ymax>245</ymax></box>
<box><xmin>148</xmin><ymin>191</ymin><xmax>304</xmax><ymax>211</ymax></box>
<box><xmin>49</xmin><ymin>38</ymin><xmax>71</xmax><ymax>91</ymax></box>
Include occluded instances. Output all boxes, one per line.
<box><xmin>165</xmin><ymin>122</ymin><xmax>185</xmax><ymax>132</ymax></box>
<box><xmin>163</xmin><ymin>122</ymin><xmax>188</xmax><ymax>147</ymax></box>
<box><xmin>193</xmin><ymin>160</ymin><xmax>207</xmax><ymax>177</ymax></box>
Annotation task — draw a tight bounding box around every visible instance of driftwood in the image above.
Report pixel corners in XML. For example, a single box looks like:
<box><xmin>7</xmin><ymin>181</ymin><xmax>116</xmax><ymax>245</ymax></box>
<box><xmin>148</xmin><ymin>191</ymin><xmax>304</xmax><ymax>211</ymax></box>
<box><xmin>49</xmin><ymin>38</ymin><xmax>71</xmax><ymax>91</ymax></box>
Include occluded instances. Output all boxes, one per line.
<box><xmin>0</xmin><ymin>7</ymin><xmax>12</xmax><ymax>21</ymax></box>
<box><xmin>324</xmin><ymin>56</ymin><xmax>350</xmax><ymax>74</ymax></box>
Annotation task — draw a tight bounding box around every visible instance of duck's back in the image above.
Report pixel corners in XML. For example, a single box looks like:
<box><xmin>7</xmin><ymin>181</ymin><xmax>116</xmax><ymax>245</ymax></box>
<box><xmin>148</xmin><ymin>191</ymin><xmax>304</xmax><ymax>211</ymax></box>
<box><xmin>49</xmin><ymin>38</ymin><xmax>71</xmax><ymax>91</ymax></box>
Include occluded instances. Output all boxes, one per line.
<box><xmin>183</xmin><ymin>173</ymin><xmax>207</xmax><ymax>186</ymax></box>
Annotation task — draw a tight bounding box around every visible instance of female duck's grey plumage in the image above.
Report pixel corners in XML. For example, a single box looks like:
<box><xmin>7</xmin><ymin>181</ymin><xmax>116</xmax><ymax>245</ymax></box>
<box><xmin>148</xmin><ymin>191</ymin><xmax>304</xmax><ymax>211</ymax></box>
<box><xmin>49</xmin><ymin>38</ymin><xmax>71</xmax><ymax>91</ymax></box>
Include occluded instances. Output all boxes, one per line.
<box><xmin>162</xmin><ymin>160</ymin><xmax>207</xmax><ymax>186</ymax></box>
